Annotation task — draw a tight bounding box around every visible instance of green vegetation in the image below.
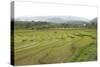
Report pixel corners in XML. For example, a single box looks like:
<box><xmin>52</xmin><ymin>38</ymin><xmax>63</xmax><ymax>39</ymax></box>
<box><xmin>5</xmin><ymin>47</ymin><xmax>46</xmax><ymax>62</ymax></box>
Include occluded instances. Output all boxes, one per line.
<box><xmin>14</xmin><ymin>28</ymin><xmax>97</xmax><ymax>65</ymax></box>
<box><xmin>12</xmin><ymin>17</ymin><xmax>97</xmax><ymax>65</ymax></box>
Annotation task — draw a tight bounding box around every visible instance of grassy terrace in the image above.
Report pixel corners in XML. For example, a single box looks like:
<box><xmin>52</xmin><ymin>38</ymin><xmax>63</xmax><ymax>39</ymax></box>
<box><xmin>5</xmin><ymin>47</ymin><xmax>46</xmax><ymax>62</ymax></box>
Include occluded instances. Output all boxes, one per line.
<box><xmin>13</xmin><ymin>28</ymin><xmax>97</xmax><ymax>65</ymax></box>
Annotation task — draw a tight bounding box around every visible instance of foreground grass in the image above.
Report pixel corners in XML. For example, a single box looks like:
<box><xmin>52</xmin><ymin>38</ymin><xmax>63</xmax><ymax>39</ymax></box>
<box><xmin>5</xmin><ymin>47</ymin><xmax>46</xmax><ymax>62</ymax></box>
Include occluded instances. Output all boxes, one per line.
<box><xmin>68</xmin><ymin>42</ymin><xmax>97</xmax><ymax>62</ymax></box>
<box><xmin>13</xmin><ymin>28</ymin><xmax>97</xmax><ymax>65</ymax></box>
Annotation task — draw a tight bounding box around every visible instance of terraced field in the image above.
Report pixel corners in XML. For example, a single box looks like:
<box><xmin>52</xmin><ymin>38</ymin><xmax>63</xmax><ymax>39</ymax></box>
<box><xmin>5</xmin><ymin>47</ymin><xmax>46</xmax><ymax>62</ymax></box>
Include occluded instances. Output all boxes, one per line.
<box><xmin>14</xmin><ymin>29</ymin><xmax>97</xmax><ymax>65</ymax></box>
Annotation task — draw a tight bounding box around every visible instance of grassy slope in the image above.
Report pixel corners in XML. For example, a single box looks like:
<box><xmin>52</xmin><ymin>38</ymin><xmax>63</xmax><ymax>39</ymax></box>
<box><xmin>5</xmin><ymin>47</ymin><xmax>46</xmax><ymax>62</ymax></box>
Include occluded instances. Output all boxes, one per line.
<box><xmin>13</xmin><ymin>29</ymin><xmax>97</xmax><ymax>65</ymax></box>
<box><xmin>68</xmin><ymin>42</ymin><xmax>97</xmax><ymax>62</ymax></box>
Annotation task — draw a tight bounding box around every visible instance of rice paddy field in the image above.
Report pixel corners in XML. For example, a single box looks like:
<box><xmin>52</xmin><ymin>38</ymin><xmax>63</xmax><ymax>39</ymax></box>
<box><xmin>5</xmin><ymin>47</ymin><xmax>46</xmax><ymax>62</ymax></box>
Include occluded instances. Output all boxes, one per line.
<box><xmin>13</xmin><ymin>28</ymin><xmax>97</xmax><ymax>65</ymax></box>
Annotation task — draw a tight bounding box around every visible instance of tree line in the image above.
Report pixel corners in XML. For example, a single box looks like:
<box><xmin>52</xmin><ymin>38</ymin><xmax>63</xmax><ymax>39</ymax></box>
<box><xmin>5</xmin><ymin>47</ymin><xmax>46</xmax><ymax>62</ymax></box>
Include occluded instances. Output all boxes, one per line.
<box><xmin>14</xmin><ymin>18</ymin><xmax>97</xmax><ymax>30</ymax></box>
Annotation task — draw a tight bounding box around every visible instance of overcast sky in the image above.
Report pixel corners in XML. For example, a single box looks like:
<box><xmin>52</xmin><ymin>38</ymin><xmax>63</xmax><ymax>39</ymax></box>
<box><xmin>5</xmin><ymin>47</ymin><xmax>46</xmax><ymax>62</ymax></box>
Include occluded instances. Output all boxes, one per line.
<box><xmin>15</xmin><ymin>1</ymin><xmax>97</xmax><ymax>20</ymax></box>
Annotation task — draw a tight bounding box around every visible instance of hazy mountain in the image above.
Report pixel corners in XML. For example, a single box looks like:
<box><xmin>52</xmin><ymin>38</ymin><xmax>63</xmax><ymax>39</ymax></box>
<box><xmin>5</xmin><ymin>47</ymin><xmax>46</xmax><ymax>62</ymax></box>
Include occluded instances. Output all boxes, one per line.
<box><xmin>90</xmin><ymin>17</ymin><xmax>97</xmax><ymax>23</ymax></box>
<box><xmin>15</xmin><ymin>16</ymin><xmax>90</xmax><ymax>24</ymax></box>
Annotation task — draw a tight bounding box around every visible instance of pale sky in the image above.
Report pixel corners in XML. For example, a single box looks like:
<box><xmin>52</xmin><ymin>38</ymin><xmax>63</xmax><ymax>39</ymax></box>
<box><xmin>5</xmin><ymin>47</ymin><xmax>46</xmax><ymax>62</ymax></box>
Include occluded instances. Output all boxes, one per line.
<box><xmin>15</xmin><ymin>1</ymin><xmax>97</xmax><ymax>20</ymax></box>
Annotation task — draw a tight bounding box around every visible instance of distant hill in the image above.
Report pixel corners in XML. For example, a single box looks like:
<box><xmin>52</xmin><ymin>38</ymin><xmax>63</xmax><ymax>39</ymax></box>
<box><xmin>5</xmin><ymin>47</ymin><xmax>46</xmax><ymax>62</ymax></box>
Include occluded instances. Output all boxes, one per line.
<box><xmin>91</xmin><ymin>17</ymin><xmax>97</xmax><ymax>23</ymax></box>
<box><xmin>15</xmin><ymin>16</ymin><xmax>90</xmax><ymax>24</ymax></box>
<box><xmin>90</xmin><ymin>17</ymin><xmax>97</xmax><ymax>27</ymax></box>
<box><xmin>14</xmin><ymin>16</ymin><xmax>97</xmax><ymax>29</ymax></box>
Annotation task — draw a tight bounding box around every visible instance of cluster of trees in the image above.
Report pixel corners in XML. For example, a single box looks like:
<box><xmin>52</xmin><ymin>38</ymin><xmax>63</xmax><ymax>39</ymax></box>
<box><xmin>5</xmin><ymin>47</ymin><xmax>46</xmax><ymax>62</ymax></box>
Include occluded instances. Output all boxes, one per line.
<box><xmin>14</xmin><ymin>18</ymin><xmax>97</xmax><ymax>30</ymax></box>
